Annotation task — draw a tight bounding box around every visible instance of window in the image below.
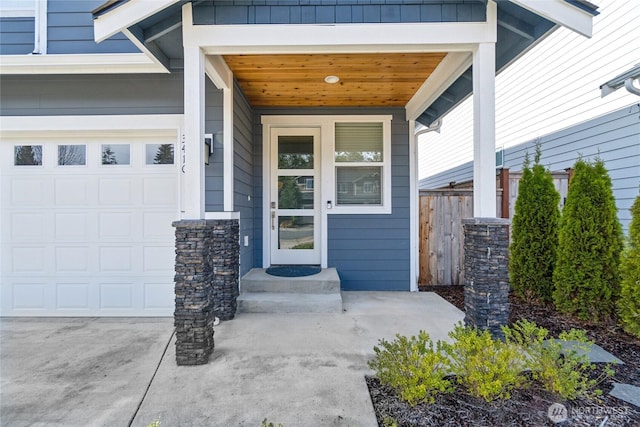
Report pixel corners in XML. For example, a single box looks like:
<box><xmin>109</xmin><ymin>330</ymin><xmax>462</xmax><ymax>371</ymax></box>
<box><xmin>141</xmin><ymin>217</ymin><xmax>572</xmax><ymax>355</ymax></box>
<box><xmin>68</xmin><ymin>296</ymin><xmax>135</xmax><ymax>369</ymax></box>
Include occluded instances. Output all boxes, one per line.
<box><xmin>58</xmin><ymin>145</ymin><xmax>86</xmax><ymax>166</ymax></box>
<box><xmin>146</xmin><ymin>143</ymin><xmax>175</xmax><ymax>165</ymax></box>
<box><xmin>101</xmin><ymin>144</ymin><xmax>130</xmax><ymax>165</ymax></box>
<box><xmin>334</xmin><ymin>121</ymin><xmax>390</xmax><ymax>212</ymax></box>
<box><xmin>14</xmin><ymin>145</ymin><xmax>42</xmax><ymax>166</ymax></box>
<box><xmin>305</xmin><ymin>178</ymin><xmax>314</xmax><ymax>190</ymax></box>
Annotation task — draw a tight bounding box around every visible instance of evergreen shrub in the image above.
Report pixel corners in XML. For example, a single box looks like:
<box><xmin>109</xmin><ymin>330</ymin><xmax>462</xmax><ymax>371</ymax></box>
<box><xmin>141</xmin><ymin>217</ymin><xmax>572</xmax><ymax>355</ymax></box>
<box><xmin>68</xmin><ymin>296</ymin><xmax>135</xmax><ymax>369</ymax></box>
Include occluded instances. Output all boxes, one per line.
<box><xmin>509</xmin><ymin>146</ymin><xmax>560</xmax><ymax>302</ymax></box>
<box><xmin>553</xmin><ymin>158</ymin><xmax>623</xmax><ymax>322</ymax></box>
<box><xmin>619</xmin><ymin>192</ymin><xmax>640</xmax><ymax>337</ymax></box>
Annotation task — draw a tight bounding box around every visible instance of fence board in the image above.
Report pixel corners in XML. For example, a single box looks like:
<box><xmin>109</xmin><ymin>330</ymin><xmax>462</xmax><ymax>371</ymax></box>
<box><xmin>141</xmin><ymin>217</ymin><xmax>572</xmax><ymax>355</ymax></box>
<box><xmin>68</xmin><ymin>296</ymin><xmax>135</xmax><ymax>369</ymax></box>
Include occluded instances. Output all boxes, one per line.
<box><xmin>418</xmin><ymin>171</ymin><xmax>568</xmax><ymax>287</ymax></box>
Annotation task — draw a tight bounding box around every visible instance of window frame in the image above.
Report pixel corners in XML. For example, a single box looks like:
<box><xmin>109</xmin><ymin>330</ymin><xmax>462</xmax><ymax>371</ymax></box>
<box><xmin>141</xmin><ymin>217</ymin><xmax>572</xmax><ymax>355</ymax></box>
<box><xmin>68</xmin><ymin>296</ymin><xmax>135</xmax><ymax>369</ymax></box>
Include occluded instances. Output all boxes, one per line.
<box><xmin>330</xmin><ymin>117</ymin><xmax>392</xmax><ymax>214</ymax></box>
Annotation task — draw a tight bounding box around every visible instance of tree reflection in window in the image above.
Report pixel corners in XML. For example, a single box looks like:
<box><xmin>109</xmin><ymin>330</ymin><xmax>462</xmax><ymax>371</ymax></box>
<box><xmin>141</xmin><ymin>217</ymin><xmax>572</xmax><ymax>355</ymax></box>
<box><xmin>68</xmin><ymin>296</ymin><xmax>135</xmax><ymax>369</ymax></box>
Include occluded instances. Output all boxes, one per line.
<box><xmin>146</xmin><ymin>143</ymin><xmax>174</xmax><ymax>165</ymax></box>
<box><xmin>58</xmin><ymin>145</ymin><xmax>86</xmax><ymax>165</ymax></box>
<box><xmin>14</xmin><ymin>145</ymin><xmax>43</xmax><ymax>166</ymax></box>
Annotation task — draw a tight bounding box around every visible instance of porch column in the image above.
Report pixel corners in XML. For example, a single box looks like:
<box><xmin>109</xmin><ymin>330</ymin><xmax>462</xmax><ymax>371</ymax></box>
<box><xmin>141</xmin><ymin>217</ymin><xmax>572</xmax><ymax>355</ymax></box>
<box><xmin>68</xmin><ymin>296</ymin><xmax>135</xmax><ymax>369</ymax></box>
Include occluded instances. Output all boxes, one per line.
<box><xmin>472</xmin><ymin>42</ymin><xmax>496</xmax><ymax>218</ymax></box>
<box><xmin>465</xmin><ymin>35</ymin><xmax>509</xmax><ymax>339</ymax></box>
<box><xmin>182</xmin><ymin>43</ymin><xmax>206</xmax><ymax>219</ymax></box>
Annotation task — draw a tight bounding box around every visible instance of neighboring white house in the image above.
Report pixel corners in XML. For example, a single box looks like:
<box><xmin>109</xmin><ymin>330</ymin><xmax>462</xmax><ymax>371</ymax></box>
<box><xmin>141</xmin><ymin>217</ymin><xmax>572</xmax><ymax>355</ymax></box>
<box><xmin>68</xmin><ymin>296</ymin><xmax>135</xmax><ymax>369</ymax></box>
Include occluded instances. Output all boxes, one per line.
<box><xmin>418</xmin><ymin>0</ymin><xmax>640</xmax><ymax>229</ymax></box>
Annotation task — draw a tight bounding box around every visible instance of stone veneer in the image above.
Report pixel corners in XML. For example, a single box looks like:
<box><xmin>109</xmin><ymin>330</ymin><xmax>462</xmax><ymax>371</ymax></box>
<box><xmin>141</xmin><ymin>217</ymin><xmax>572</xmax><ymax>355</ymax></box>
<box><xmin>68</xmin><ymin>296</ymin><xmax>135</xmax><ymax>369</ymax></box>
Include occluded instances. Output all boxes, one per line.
<box><xmin>462</xmin><ymin>217</ymin><xmax>510</xmax><ymax>340</ymax></box>
<box><xmin>172</xmin><ymin>219</ymin><xmax>239</xmax><ymax>365</ymax></box>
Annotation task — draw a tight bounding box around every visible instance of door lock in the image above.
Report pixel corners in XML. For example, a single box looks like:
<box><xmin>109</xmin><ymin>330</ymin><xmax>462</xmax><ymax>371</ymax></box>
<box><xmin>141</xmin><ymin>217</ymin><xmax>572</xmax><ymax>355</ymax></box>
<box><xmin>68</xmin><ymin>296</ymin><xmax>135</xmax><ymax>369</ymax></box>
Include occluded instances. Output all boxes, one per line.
<box><xmin>271</xmin><ymin>211</ymin><xmax>276</xmax><ymax>230</ymax></box>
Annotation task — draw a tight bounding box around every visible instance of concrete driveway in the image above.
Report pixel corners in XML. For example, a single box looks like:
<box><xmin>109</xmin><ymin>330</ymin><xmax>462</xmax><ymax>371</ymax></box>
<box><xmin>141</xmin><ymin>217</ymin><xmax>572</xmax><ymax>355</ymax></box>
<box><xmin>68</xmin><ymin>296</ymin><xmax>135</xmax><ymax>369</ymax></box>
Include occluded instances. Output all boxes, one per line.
<box><xmin>1</xmin><ymin>292</ymin><xmax>464</xmax><ymax>427</ymax></box>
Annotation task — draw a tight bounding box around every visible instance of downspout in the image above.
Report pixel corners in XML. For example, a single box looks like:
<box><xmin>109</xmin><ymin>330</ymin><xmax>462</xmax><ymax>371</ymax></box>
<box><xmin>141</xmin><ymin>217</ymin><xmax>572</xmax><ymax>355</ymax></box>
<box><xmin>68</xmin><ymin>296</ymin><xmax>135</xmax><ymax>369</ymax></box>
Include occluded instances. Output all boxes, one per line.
<box><xmin>415</xmin><ymin>118</ymin><xmax>442</xmax><ymax>139</ymax></box>
<box><xmin>625</xmin><ymin>78</ymin><xmax>640</xmax><ymax>96</ymax></box>
<box><xmin>410</xmin><ymin>118</ymin><xmax>442</xmax><ymax>292</ymax></box>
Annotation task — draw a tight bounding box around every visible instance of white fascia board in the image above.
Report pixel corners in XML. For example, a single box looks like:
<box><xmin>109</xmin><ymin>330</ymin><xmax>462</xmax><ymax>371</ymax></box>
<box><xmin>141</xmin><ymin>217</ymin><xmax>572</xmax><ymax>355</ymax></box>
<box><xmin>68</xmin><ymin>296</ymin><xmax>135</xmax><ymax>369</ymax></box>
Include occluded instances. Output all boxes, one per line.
<box><xmin>405</xmin><ymin>51</ymin><xmax>473</xmax><ymax>121</ymax></box>
<box><xmin>93</xmin><ymin>0</ymin><xmax>180</xmax><ymax>43</ymax></box>
<box><xmin>186</xmin><ymin>22</ymin><xmax>495</xmax><ymax>54</ymax></box>
<box><xmin>0</xmin><ymin>53</ymin><xmax>168</xmax><ymax>74</ymax></box>
<box><xmin>122</xmin><ymin>28</ymin><xmax>169</xmax><ymax>72</ymax></box>
<box><xmin>0</xmin><ymin>114</ymin><xmax>183</xmax><ymax>137</ymax></box>
<box><xmin>510</xmin><ymin>0</ymin><xmax>594</xmax><ymax>38</ymax></box>
<box><xmin>205</xmin><ymin>55</ymin><xmax>233</xmax><ymax>90</ymax></box>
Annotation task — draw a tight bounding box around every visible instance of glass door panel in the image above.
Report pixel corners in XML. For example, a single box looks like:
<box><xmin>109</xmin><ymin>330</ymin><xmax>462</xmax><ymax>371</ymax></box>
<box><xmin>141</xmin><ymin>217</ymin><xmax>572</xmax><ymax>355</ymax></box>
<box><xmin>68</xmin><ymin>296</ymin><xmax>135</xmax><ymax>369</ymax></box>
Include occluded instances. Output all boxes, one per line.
<box><xmin>270</xmin><ymin>128</ymin><xmax>320</xmax><ymax>265</ymax></box>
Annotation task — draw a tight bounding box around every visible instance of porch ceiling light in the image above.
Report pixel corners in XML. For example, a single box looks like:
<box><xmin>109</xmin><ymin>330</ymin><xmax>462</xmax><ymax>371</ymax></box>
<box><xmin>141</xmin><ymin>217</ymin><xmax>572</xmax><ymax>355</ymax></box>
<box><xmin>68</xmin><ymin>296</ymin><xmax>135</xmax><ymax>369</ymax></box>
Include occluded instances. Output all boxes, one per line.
<box><xmin>324</xmin><ymin>75</ymin><xmax>340</xmax><ymax>84</ymax></box>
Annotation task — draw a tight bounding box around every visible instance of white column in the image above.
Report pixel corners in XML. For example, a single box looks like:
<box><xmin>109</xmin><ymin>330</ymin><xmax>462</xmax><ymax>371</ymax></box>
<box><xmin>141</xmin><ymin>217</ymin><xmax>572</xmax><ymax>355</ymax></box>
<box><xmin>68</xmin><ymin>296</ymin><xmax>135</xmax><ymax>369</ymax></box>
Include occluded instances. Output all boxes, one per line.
<box><xmin>182</xmin><ymin>44</ymin><xmax>206</xmax><ymax>219</ymax></box>
<box><xmin>223</xmin><ymin>84</ymin><xmax>234</xmax><ymax>212</ymax></box>
<box><xmin>472</xmin><ymin>42</ymin><xmax>497</xmax><ymax>218</ymax></box>
<box><xmin>409</xmin><ymin>120</ymin><xmax>418</xmax><ymax>292</ymax></box>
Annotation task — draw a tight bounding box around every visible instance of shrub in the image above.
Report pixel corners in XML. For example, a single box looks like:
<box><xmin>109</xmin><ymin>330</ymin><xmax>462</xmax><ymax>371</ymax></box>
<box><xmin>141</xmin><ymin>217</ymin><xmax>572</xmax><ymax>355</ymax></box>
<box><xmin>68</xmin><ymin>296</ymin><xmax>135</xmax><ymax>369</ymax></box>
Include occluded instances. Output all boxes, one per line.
<box><xmin>553</xmin><ymin>158</ymin><xmax>624</xmax><ymax>322</ymax></box>
<box><xmin>368</xmin><ymin>331</ymin><xmax>453</xmax><ymax>406</ymax></box>
<box><xmin>510</xmin><ymin>146</ymin><xmax>561</xmax><ymax>303</ymax></box>
<box><xmin>619</xmin><ymin>192</ymin><xmax>640</xmax><ymax>337</ymax></box>
<box><xmin>442</xmin><ymin>324</ymin><xmax>527</xmax><ymax>402</ymax></box>
<box><xmin>503</xmin><ymin>320</ymin><xmax>611</xmax><ymax>400</ymax></box>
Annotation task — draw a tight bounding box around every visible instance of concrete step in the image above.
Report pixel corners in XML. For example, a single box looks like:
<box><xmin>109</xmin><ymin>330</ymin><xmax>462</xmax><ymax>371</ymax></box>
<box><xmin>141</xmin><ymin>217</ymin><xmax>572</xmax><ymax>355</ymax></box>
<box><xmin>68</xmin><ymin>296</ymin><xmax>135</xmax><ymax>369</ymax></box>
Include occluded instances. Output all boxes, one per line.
<box><xmin>237</xmin><ymin>292</ymin><xmax>343</xmax><ymax>313</ymax></box>
<box><xmin>241</xmin><ymin>268</ymin><xmax>340</xmax><ymax>294</ymax></box>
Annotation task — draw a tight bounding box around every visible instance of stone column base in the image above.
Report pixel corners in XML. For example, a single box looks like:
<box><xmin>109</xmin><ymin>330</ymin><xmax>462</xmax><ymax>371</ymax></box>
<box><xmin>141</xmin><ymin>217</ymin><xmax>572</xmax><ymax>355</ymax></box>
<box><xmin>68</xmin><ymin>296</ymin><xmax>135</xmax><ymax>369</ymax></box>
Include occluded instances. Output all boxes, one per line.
<box><xmin>463</xmin><ymin>217</ymin><xmax>510</xmax><ymax>339</ymax></box>
<box><xmin>172</xmin><ymin>219</ymin><xmax>239</xmax><ymax>365</ymax></box>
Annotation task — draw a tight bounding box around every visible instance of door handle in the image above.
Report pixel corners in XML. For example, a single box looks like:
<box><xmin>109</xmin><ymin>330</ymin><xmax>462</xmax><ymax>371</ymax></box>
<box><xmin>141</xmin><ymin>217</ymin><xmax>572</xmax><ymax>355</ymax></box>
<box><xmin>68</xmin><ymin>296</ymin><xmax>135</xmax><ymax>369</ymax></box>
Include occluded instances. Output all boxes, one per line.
<box><xmin>271</xmin><ymin>211</ymin><xmax>276</xmax><ymax>230</ymax></box>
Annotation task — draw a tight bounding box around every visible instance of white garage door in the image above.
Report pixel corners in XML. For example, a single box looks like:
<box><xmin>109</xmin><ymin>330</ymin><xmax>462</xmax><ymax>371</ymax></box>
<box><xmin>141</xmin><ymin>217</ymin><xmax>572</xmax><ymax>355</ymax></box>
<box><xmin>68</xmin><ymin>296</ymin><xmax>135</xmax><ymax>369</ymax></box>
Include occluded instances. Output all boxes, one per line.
<box><xmin>0</xmin><ymin>134</ymin><xmax>179</xmax><ymax>316</ymax></box>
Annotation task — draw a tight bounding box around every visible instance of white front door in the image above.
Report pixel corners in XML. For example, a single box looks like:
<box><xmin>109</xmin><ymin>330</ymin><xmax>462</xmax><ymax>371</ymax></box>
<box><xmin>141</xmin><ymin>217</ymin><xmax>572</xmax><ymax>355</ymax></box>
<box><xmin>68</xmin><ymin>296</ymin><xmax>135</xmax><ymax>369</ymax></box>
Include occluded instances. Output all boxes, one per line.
<box><xmin>269</xmin><ymin>127</ymin><xmax>321</xmax><ymax>265</ymax></box>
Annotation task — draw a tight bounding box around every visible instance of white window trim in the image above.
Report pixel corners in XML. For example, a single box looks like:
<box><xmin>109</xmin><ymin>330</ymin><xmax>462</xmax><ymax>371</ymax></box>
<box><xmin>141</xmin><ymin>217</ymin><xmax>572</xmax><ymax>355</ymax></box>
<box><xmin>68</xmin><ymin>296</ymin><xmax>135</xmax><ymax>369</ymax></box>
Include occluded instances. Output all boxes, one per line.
<box><xmin>330</xmin><ymin>117</ymin><xmax>393</xmax><ymax>215</ymax></box>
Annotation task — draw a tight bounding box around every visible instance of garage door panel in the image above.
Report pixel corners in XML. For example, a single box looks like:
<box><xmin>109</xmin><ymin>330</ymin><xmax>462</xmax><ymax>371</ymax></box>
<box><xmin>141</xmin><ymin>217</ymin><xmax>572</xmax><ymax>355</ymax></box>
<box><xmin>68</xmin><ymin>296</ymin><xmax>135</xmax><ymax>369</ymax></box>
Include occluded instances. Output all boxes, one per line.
<box><xmin>11</xmin><ymin>178</ymin><xmax>46</xmax><ymax>206</ymax></box>
<box><xmin>143</xmin><ymin>212</ymin><xmax>175</xmax><ymax>239</ymax></box>
<box><xmin>144</xmin><ymin>283</ymin><xmax>174</xmax><ymax>310</ymax></box>
<box><xmin>12</xmin><ymin>283</ymin><xmax>47</xmax><ymax>310</ymax></box>
<box><xmin>99</xmin><ymin>178</ymin><xmax>133</xmax><ymax>205</ymax></box>
<box><xmin>99</xmin><ymin>212</ymin><xmax>133</xmax><ymax>239</ymax></box>
<box><xmin>11</xmin><ymin>212</ymin><xmax>46</xmax><ymax>240</ymax></box>
<box><xmin>56</xmin><ymin>283</ymin><xmax>90</xmax><ymax>310</ymax></box>
<box><xmin>99</xmin><ymin>246</ymin><xmax>135</xmax><ymax>272</ymax></box>
<box><xmin>99</xmin><ymin>283</ymin><xmax>135</xmax><ymax>310</ymax></box>
<box><xmin>55</xmin><ymin>247</ymin><xmax>90</xmax><ymax>272</ymax></box>
<box><xmin>55</xmin><ymin>213</ymin><xmax>89</xmax><ymax>241</ymax></box>
<box><xmin>12</xmin><ymin>246</ymin><xmax>46</xmax><ymax>272</ymax></box>
<box><xmin>143</xmin><ymin>246</ymin><xmax>174</xmax><ymax>272</ymax></box>
<box><xmin>55</xmin><ymin>178</ymin><xmax>89</xmax><ymax>205</ymax></box>
<box><xmin>143</xmin><ymin>177</ymin><xmax>177</xmax><ymax>206</ymax></box>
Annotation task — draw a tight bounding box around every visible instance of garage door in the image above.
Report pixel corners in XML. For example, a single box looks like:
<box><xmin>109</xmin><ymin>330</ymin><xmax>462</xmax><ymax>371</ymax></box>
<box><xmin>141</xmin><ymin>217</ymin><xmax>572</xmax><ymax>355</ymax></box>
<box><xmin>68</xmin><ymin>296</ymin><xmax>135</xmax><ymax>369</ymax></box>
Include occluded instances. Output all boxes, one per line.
<box><xmin>0</xmin><ymin>134</ymin><xmax>179</xmax><ymax>316</ymax></box>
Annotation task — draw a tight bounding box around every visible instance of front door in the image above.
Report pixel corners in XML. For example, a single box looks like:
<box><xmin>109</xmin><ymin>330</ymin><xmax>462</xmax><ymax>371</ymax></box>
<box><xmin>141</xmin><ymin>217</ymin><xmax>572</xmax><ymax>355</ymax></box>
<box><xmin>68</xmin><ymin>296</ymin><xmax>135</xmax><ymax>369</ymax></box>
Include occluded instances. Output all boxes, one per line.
<box><xmin>270</xmin><ymin>127</ymin><xmax>321</xmax><ymax>265</ymax></box>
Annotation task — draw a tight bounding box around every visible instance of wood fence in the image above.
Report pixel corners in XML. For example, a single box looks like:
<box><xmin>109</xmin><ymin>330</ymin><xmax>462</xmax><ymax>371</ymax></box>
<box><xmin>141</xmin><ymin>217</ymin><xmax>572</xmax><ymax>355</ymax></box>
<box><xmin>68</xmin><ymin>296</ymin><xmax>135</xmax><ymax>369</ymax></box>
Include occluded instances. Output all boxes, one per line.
<box><xmin>418</xmin><ymin>170</ymin><xmax>569</xmax><ymax>287</ymax></box>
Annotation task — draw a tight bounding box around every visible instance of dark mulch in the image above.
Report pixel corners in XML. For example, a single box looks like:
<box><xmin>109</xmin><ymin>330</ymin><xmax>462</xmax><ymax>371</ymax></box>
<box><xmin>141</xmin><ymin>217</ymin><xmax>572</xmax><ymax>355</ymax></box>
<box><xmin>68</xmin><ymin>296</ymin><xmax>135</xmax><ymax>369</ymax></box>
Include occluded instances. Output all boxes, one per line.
<box><xmin>367</xmin><ymin>286</ymin><xmax>640</xmax><ymax>427</ymax></box>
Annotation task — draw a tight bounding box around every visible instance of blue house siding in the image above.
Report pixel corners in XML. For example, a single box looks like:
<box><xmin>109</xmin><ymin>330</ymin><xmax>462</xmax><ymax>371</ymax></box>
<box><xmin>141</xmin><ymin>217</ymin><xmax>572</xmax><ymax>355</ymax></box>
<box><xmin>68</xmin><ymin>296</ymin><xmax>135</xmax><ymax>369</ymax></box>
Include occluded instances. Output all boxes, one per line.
<box><xmin>193</xmin><ymin>0</ymin><xmax>485</xmax><ymax>25</ymax></box>
<box><xmin>233</xmin><ymin>82</ymin><xmax>255</xmax><ymax>276</ymax></box>
<box><xmin>47</xmin><ymin>0</ymin><xmax>139</xmax><ymax>54</ymax></box>
<box><xmin>419</xmin><ymin>105</ymin><xmax>640</xmax><ymax>232</ymax></box>
<box><xmin>253</xmin><ymin>107</ymin><xmax>411</xmax><ymax>291</ymax></box>
<box><xmin>329</xmin><ymin>111</ymin><xmax>410</xmax><ymax>291</ymax></box>
<box><xmin>0</xmin><ymin>17</ymin><xmax>34</xmax><ymax>55</ymax></box>
<box><xmin>205</xmin><ymin>81</ymin><xmax>225</xmax><ymax>212</ymax></box>
<box><xmin>0</xmin><ymin>73</ymin><xmax>183</xmax><ymax>116</ymax></box>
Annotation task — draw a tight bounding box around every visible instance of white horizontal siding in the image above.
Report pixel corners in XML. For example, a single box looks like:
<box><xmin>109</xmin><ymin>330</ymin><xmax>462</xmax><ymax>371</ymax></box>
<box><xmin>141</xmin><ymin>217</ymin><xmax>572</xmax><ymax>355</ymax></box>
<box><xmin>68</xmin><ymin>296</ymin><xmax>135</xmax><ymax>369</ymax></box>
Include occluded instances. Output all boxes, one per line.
<box><xmin>419</xmin><ymin>0</ymin><xmax>639</xmax><ymax>179</ymax></box>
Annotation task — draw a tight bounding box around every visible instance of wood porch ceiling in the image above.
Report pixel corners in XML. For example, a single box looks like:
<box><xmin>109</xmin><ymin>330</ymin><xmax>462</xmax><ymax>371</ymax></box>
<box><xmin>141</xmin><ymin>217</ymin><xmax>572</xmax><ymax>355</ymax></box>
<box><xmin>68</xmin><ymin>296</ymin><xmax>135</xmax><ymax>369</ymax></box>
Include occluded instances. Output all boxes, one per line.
<box><xmin>222</xmin><ymin>53</ymin><xmax>447</xmax><ymax>108</ymax></box>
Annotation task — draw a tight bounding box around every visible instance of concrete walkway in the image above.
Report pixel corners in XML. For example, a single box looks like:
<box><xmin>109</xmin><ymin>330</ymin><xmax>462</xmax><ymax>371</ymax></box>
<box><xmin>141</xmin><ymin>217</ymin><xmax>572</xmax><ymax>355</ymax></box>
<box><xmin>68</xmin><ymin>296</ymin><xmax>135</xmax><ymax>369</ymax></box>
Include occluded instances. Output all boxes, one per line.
<box><xmin>0</xmin><ymin>292</ymin><xmax>464</xmax><ymax>427</ymax></box>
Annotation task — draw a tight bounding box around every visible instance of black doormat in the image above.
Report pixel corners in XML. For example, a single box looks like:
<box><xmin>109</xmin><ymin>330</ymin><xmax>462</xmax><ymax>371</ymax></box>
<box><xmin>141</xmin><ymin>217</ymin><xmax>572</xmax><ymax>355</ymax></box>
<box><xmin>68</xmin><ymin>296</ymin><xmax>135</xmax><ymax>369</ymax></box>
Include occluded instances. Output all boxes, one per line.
<box><xmin>265</xmin><ymin>265</ymin><xmax>321</xmax><ymax>277</ymax></box>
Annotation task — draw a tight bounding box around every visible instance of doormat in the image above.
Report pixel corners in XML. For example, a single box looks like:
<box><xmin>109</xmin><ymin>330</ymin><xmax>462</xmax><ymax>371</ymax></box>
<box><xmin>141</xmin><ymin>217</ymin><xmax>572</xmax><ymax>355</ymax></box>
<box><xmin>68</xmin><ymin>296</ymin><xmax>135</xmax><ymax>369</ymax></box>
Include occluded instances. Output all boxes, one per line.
<box><xmin>266</xmin><ymin>265</ymin><xmax>321</xmax><ymax>277</ymax></box>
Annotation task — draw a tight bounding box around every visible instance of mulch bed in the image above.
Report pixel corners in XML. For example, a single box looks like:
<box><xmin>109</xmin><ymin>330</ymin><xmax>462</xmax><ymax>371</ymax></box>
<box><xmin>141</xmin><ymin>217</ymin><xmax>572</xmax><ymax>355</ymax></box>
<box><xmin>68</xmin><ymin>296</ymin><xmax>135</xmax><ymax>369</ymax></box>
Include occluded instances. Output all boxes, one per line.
<box><xmin>366</xmin><ymin>286</ymin><xmax>640</xmax><ymax>426</ymax></box>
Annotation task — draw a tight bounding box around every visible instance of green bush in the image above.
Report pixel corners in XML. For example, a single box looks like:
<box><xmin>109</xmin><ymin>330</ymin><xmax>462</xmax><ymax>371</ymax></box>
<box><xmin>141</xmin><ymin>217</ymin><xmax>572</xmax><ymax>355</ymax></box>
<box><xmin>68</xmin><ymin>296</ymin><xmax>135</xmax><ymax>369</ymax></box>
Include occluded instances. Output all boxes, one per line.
<box><xmin>442</xmin><ymin>325</ymin><xmax>527</xmax><ymax>402</ymax></box>
<box><xmin>510</xmin><ymin>146</ymin><xmax>561</xmax><ymax>303</ymax></box>
<box><xmin>261</xmin><ymin>419</ymin><xmax>283</xmax><ymax>427</ymax></box>
<box><xmin>553</xmin><ymin>158</ymin><xmax>624</xmax><ymax>322</ymax></box>
<box><xmin>503</xmin><ymin>320</ymin><xmax>611</xmax><ymax>400</ymax></box>
<box><xmin>368</xmin><ymin>331</ymin><xmax>453</xmax><ymax>406</ymax></box>
<box><xmin>619</xmin><ymin>192</ymin><xmax>640</xmax><ymax>337</ymax></box>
